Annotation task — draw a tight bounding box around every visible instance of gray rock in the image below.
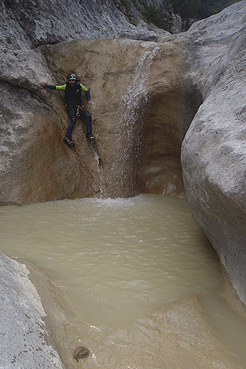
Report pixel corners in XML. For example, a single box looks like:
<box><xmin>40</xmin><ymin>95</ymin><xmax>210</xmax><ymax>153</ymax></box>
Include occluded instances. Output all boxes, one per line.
<box><xmin>1</xmin><ymin>0</ymin><xmax>167</xmax><ymax>47</ymax></box>
<box><xmin>0</xmin><ymin>252</ymin><xmax>64</xmax><ymax>368</ymax></box>
<box><xmin>170</xmin><ymin>13</ymin><xmax>183</xmax><ymax>34</ymax></box>
<box><xmin>181</xmin><ymin>1</ymin><xmax>246</xmax><ymax>303</ymax></box>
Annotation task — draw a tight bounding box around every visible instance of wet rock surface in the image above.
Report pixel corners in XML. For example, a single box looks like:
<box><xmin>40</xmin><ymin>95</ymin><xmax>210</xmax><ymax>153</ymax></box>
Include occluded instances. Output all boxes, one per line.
<box><xmin>0</xmin><ymin>0</ymin><xmax>168</xmax><ymax>204</ymax></box>
<box><xmin>43</xmin><ymin>37</ymin><xmax>200</xmax><ymax>198</ymax></box>
<box><xmin>147</xmin><ymin>295</ymin><xmax>243</xmax><ymax>369</ymax></box>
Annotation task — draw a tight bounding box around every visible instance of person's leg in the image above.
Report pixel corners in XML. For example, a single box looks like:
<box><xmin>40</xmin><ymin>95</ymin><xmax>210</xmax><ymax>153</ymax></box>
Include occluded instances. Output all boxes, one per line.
<box><xmin>66</xmin><ymin>106</ymin><xmax>76</xmax><ymax>139</ymax></box>
<box><xmin>81</xmin><ymin>110</ymin><xmax>93</xmax><ymax>138</ymax></box>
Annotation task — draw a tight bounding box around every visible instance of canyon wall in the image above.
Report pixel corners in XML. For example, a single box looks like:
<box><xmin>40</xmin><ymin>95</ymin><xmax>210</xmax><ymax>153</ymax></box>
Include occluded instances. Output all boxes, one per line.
<box><xmin>0</xmin><ymin>0</ymin><xmax>167</xmax><ymax>203</ymax></box>
<box><xmin>181</xmin><ymin>2</ymin><xmax>246</xmax><ymax>304</ymax></box>
<box><xmin>0</xmin><ymin>35</ymin><xmax>201</xmax><ymax>202</ymax></box>
<box><xmin>0</xmin><ymin>0</ymin><xmax>200</xmax><ymax>203</ymax></box>
<box><xmin>42</xmin><ymin>37</ymin><xmax>201</xmax><ymax>198</ymax></box>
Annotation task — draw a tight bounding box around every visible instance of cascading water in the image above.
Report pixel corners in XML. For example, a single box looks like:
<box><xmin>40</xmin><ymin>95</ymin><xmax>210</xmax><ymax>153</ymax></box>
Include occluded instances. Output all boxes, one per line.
<box><xmin>90</xmin><ymin>105</ymin><xmax>104</xmax><ymax>198</ymax></box>
<box><xmin>108</xmin><ymin>44</ymin><xmax>160</xmax><ymax>198</ymax></box>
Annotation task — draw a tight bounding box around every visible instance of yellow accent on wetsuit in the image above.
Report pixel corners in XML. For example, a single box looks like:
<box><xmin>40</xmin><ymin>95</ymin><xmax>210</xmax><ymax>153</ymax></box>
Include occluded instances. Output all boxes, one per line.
<box><xmin>55</xmin><ymin>84</ymin><xmax>88</xmax><ymax>92</ymax></box>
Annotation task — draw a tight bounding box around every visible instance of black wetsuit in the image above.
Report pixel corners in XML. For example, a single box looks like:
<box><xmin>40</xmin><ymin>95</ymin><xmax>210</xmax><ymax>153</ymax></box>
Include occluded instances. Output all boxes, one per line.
<box><xmin>45</xmin><ymin>81</ymin><xmax>92</xmax><ymax>139</ymax></box>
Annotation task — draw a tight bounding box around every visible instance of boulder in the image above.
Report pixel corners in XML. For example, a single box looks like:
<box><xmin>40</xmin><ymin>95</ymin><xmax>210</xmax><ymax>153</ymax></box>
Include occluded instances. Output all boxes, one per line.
<box><xmin>0</xmin><ymin>252</ymin><xmax>64</xmax><ymax>369</ymax></box>
<box><xmin>181</xmin><ymin>1</ymin><xmax>246</xmax><ymax>303</ymax></box>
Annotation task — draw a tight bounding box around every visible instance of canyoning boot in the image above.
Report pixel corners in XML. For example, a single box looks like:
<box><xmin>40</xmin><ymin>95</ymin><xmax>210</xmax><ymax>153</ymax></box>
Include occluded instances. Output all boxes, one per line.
<box><xmin>86</xmin><ymin>132</ymin><xmax>94</xmax><ymax>140</ymax></box>
<box><xmin>63</xmin><ymin>136</ymin><xmax>74</xmax><ymax>146</ymax></box>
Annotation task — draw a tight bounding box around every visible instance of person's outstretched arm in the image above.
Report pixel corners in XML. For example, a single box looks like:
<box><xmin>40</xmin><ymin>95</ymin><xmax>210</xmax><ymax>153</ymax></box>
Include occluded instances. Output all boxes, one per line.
<box><xmin>39</xmin><ymin>83</ymin><xmax>66</xmax><ymax>90</ymax></box>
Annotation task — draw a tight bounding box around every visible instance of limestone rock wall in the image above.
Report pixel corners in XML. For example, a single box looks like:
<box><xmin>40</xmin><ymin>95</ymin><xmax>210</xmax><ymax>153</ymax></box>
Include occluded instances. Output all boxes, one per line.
<box><xmin>181</xmin><ymin>1</ymin><xmax>246</xmax><ymax>303</ymax></box>
<box><xmin>1</xmin><ymin>33</ymin><xmax>199</xmax><ymax>202</ymax></box>
<box><xmin>42</xmin><ymin>38</ymin><xmax>200</xmax><ymax>198</ymax></box>
<box><xmin>0</xmin><ymin>0</ymin><xmax>168</xmax><ymax>204</ymax></box>
<box><xmin>0</xmin><ymin>78</ymin><xmax>100</xmax><ymax>203</ymax></box>
<box><xmin>0</xmin><ymin>2</ymin><xmax>100</xmax><ymax>203</ymax></box>
<box><xmin>1</xmin><ymin>0</ymin><xmax>167</xmax><ymax>45</ymax></box>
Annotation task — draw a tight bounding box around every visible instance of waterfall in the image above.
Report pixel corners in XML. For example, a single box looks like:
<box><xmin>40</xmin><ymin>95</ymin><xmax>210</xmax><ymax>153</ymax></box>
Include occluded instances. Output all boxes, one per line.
<box><xmin>109</xmin><ymin>43</ymin><xmax>160</xmax><ymax>198</ymax></box>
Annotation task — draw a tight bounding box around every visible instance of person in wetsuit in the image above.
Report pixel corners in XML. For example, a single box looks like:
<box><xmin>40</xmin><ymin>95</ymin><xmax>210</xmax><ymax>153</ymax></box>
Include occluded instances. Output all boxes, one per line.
<box><xmin>39</xmin><ymin>73</ymin><xmax>94</xmax><ymax>146</ymax></box>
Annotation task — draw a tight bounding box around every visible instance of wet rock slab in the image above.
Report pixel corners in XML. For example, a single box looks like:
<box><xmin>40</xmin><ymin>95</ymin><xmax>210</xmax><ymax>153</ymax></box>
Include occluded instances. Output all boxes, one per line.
<box><xmin>148</xmin><ymin>295</ymin><xmax>242</xmax><ymax>368</ymax></box>
<box><xmin>123</xmin><ymin>295</ymin><xmax>243</xmax><ymax>369</ymax></box>
<box><xmin>0</xmin><ymin>252</ymin><xmax>64</xmax><ymax>369</ymax></box>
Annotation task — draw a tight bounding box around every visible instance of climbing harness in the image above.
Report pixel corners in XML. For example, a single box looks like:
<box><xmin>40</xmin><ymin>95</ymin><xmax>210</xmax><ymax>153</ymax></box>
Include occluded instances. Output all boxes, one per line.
<box><xmin>76</xmin><ymin>105</ymin><xmax>86</xmax><ymax>117</ymax></box>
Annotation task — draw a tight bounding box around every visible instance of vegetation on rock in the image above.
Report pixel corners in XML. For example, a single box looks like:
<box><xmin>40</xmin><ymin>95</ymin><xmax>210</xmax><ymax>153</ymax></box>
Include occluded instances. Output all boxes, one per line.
<box><xmin>114</xmin><ymin>0</ymin><xmax>240</xmax><ymax>32</ymax></box>
<box><xmin>171</xmin><ymin>0</ymin><xmax>239</xmax><ymax>21</ymax></box>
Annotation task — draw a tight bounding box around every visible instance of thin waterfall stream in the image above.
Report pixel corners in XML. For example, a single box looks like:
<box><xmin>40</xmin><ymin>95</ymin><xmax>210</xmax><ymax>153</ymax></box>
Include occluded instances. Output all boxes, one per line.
<box><xmin>1</xmin><ymin>195</ymin><xmax>246</xmax><ymax>368</ymax></box>
<box><xmin>108</xmin><ymin>44</ymin><xmax>159</xmax><ymax>197</ymax></box>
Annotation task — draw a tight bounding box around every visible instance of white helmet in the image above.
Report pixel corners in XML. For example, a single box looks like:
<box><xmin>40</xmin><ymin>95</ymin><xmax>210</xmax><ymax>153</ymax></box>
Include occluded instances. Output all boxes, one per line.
<box><xmin>67</xmin><ymin>73</ymin><xmax>77</xmax><ymax>81</ymax></box>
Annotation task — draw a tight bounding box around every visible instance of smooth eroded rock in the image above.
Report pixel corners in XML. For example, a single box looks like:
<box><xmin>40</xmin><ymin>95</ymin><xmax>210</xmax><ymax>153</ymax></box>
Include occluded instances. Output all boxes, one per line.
<box><xmin>0</xmin><ymin>252</ymin><xmax>64</xmax><ymax>368</ymax></box>
<box><xmin>181</xmin><ymin>1</ymin><xmax>246</xmax><ymax>303</ymax></box>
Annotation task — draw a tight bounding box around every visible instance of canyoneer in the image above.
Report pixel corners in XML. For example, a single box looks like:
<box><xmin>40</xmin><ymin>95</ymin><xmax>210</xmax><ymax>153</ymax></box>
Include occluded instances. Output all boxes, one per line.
<box><xmin>39</xmin><ymin>73</ymin><xmax>94</xmax><ymax>146</ymax></box>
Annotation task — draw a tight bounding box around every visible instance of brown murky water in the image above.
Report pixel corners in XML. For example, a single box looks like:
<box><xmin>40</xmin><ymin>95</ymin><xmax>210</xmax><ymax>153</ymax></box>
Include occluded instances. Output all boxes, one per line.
<box><xmin>1</xmin><ymin>195</ymin><xmax>246</xmax><ymax>368</ymax></box>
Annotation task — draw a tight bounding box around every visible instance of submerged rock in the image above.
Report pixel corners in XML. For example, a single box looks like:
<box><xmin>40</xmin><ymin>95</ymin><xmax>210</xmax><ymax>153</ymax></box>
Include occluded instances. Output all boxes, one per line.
<box><xmin>148</xmin><ymin>295</ymin><xmax>243</xmax><ymax>368</ymax></box>
<box><xmin>72</xmin><ymin>346</ymin><xmax>89</xmax><ymax>361</ymax></box>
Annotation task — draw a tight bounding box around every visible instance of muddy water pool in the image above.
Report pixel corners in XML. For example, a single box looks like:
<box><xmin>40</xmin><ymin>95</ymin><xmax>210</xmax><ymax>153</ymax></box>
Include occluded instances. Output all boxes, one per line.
<box><xmin>1</xmin><ymin>195</ymin><xmax>246</xmax><ymax>367</ymax></box>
